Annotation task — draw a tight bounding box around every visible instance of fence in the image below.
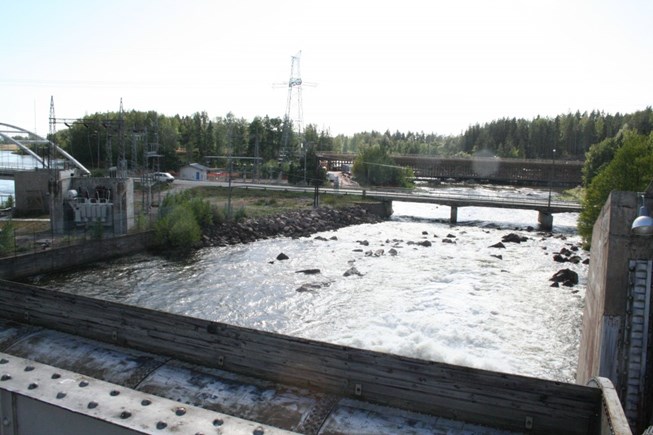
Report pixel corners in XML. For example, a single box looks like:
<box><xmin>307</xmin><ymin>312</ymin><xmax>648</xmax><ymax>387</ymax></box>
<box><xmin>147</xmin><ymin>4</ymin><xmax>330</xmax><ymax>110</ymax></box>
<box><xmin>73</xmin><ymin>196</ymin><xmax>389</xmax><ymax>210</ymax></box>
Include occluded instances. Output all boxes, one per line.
<box><xmin>0</xmin><ymin>213</ymin><xmax>157</xmax><ymax>259</ymax></box>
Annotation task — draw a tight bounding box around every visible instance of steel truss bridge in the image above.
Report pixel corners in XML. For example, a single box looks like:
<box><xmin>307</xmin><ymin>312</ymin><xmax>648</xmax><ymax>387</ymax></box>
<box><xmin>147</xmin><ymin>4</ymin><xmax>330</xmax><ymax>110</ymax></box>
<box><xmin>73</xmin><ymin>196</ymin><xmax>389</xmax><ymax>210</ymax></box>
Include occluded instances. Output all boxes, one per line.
<box><xmin>0</xmin><ymin>123</ymin><xmax>90</xmax><ymax>176</ymax></box>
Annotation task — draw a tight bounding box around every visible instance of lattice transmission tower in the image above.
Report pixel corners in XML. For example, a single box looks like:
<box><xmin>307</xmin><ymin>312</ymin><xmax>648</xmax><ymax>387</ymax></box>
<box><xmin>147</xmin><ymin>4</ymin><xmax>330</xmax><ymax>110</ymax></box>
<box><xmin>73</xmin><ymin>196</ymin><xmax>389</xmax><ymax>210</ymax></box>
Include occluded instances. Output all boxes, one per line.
<box><xmin>275</xmin><ymin>51</ymin><xmax>315</xmax><ymax>161</ymax></box>
<box><xmin>49</xmin><ymin>96</ymin><xmax>56</xmax><ymax>138</ymax></box>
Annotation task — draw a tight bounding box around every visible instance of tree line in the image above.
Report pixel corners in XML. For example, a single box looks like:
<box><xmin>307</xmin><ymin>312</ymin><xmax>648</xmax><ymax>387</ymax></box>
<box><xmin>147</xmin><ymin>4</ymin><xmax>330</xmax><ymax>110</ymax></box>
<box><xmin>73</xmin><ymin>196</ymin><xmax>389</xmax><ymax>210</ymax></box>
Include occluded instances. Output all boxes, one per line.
<box><xmin>460</xmin><ymin>108</ymin><xmax>653</xmax><ymax>159</ymax></box>
<box><xmin>47</xmin><ymin>106</ymin><xmax>653</xmax><ymax>245</ymax></box>
<box><xmin>51</xmin><ymin>107</ymin><xmax>652</xmax><ymax>173</ymax></box>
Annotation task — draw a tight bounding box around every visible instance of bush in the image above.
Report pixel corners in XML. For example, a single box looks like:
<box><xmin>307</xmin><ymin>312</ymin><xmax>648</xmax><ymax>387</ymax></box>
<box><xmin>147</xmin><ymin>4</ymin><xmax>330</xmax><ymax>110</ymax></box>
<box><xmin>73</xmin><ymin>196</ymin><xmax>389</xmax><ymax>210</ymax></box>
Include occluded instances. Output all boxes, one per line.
<box><xmin>155</xmin><ymin>206</ymin><xmax>201</xmax><ymax>248</ymax></box>
<box><xmin>233</xmin><ymin>206</ymin><xmax>247</xmax><ymax>222</ymax></box>
<box><xmin>91</xmin><ymin>219</ymin><xmax>104</xmax><ymax>240</ymax></box>
<box><xmin>188</xmin><ymin>197</ymin><xmax>213</xmax><ymax>227</ymax></box>
<box><xmin>261</xmin><ymin>160</ymin><xmax>281</xmax><ymax>179</ymax></box>
<box><xmin>0</xmin><ymin>221</ymin><xmax>15</xmax><ymax>255</ymax></box>
<box><xmin>212</xmin><ymin>205</ymin><xmax>226</xmax><ymax>224</ymax></box>
<box><xmin>155</xmin><ymin>192</ymin><xmax>212</xmax><ymax>248</ymax></box>
<box><xmin>135</xmin><ymin>213</ymin><xmax>149</xmax><ymax>231</ymax></box>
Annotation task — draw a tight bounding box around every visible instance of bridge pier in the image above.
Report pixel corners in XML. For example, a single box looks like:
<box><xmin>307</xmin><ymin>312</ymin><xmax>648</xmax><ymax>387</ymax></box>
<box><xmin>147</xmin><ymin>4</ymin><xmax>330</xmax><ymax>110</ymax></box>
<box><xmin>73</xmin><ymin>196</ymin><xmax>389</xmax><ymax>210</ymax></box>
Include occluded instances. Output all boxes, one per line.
<box><xmin>538</xmin><ymin>211</ymin><xmax>553</xmax><ymax>231</ymax></box>
<box><xmin>450</xmin><ymin>206</ymin><xmax>458</xmax><ymax>224</ymax></box>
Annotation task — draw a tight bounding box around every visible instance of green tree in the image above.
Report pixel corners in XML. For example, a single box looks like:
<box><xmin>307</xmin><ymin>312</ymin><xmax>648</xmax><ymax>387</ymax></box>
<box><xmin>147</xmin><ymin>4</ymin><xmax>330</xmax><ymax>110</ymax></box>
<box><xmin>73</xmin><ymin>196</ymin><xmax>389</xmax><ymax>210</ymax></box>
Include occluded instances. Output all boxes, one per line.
<box><xmin>578</xmin><ymin>131</ymin><xmax>653</xmax><ymax>245</ymax></box>
<box><xmin>352</xmin><ymin>146</ymin><xmax>414</xmax><ymax>188</ymax></box>
<box><xmin>581</xmin><ymin>134</ymin><xmax>621</xmax><ymax>187</ymax></box>
<box><xmin>287</xmin><ymin>148</ymin><xmax>326</xmax><ymax>186</ymax></box>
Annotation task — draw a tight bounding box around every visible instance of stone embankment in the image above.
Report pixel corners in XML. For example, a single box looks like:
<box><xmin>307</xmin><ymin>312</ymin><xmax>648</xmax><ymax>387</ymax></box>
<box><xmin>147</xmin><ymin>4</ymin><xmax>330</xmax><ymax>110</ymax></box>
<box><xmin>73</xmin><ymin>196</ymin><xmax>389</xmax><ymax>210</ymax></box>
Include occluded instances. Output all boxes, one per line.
<box><xmin>201</xmin><ymin>206</ymin><xmax>384</xmax><ymax>247</ymax></box>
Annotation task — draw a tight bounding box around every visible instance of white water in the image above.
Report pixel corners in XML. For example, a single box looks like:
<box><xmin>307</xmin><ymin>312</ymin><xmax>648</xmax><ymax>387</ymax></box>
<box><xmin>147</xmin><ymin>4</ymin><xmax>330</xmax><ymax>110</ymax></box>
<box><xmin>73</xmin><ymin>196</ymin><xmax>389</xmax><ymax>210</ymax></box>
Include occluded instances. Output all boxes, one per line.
<box><xmin>34</xmin><ymin>185</ymin><xmax>587</xmax><ymax>383</ymax></box>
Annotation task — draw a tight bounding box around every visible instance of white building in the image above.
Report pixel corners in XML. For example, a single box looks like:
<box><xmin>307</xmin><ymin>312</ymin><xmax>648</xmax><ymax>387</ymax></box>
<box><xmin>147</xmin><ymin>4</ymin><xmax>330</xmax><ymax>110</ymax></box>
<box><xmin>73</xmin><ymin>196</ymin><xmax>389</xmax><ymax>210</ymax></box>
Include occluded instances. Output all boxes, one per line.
<box><xmin>179</xmin><ymin>163</ymin><xmax>210</xmax><ymax>181</ymax></box>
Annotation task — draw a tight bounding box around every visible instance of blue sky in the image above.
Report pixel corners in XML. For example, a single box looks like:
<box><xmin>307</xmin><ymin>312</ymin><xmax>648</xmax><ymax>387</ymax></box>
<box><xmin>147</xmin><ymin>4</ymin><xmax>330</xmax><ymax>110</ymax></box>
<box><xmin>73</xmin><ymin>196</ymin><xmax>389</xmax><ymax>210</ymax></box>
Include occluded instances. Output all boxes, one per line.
<box><xmin>2</xmin><ymin>0</ymin><xmax>652</xmax><ymax>137</ymax></box>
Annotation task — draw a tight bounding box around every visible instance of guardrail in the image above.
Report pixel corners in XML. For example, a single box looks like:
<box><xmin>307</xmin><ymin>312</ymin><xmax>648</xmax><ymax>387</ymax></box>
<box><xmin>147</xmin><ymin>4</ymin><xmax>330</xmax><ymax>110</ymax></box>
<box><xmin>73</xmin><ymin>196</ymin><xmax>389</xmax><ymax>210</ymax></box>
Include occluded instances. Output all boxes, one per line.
<box><xmin>230</xmin><ymin>182</ymin><xmax>581</xmax><ymax>213</ymax></box>
<box><xmin>363</xmin><ymin>189</ymin><xmax>582</xmax><ymax>212</ymax></box>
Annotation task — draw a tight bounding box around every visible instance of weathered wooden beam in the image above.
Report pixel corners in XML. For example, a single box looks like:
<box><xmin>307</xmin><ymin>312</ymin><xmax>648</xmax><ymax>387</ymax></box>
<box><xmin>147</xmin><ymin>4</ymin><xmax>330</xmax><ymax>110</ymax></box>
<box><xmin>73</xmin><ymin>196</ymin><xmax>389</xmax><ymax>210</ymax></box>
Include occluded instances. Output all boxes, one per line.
<box><xmin>0</xmin><ymin>280</ymin><xmax>602</xmax><ymax>434</ymax></box>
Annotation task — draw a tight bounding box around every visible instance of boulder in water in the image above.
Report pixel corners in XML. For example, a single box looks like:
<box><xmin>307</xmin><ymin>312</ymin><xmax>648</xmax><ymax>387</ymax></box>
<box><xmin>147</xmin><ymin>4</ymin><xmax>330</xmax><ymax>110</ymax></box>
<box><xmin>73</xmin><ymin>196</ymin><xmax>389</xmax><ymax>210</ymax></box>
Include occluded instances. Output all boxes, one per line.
<box><xmin>296</xmin><ymin>269</ymin><xmax>321</xmax><ymax>275</ymax></box>
<box><xmin>344</xmin><ymin>267</ymin><xmax>364</xmax><ymax>277</ymax></box>
<box><xmin>502</xmin><ymin>233</ymin><xmax>528</xmax><ymax>243</ymax></box>
<box><xmin>550</xmin><ymin>269</ymin><xmax>578</xmax><ymax>287</ymax></box>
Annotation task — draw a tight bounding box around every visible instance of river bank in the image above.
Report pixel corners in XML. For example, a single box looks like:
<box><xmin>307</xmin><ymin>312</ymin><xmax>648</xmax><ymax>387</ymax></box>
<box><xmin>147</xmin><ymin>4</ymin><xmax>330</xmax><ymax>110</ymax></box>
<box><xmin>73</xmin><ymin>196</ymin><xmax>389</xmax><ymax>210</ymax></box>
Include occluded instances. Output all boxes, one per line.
<box><xmin>200</xmin><ymin>205</ymin><xmax>386</xmax><ymax>247</ymax></box>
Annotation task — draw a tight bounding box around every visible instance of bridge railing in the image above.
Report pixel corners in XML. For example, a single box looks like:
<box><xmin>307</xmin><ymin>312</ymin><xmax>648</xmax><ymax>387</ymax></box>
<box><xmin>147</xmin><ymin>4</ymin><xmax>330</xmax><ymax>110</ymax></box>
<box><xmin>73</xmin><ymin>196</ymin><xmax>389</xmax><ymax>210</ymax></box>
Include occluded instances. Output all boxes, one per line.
<box><xmin>361</xmin><ymin>186</ymin><xmax>581</xmax><ymax>207</ymax></box>
<box><xmin>228</xmin><ymin>182</ymin><xmax>581</xmax><ymax>212</ymax></box>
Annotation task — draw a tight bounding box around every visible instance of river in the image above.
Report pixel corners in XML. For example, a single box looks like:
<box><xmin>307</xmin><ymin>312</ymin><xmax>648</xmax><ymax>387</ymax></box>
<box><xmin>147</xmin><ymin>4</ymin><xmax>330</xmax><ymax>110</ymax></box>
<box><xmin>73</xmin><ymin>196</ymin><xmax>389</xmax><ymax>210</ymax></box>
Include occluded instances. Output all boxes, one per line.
<box><xmin>29</xmin><ymin>184</ymin><xmax>587</xmax><ymax>383</ymax></box>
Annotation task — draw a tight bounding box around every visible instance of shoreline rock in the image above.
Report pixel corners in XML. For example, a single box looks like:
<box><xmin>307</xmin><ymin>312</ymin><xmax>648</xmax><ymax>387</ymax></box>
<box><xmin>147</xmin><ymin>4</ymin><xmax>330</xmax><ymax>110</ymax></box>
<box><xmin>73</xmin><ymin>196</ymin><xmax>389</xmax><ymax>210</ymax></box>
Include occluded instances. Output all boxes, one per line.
<box><xmin>201</xmin><ymin>206</ymin><xmax>384</xmax><ymax>247</ymax></box>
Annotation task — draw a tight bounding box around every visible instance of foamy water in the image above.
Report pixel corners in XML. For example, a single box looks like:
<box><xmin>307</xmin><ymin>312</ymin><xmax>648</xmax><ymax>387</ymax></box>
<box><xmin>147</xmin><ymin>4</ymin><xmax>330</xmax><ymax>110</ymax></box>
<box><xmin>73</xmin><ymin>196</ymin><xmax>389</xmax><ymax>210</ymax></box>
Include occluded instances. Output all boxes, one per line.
<box><xmin>34</xmin><ymin>185</ymin><xmax>587</xmax><ymax>383</ymax></box>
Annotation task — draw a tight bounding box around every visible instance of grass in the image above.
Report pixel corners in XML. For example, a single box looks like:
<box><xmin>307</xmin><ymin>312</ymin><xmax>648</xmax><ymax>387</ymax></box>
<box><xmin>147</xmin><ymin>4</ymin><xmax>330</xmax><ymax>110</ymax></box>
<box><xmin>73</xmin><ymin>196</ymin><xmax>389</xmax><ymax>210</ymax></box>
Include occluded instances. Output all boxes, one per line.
<box><xmin>558</xmin><ymin>186</ymin><xmax>584</xmax><ymax>202</ymax></box>
<box><xmin>5</xmin><ymin>219</ymin><xmax>50</xmax><ymax>233</ymax></box>
<box><xmin>181</xmin><ymin>186</ymin><xmax>369</xmax><ymax>218</ymax></box>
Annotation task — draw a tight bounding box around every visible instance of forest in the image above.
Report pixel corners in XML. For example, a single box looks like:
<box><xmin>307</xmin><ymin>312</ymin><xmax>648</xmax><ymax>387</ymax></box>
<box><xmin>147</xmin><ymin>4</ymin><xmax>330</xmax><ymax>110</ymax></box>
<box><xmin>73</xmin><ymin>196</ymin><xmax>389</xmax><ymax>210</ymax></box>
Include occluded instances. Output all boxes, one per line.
<box><xmin>50</xmin><ymin>107</ymin><xmax>653</xmax><ymax>175</ymax></box>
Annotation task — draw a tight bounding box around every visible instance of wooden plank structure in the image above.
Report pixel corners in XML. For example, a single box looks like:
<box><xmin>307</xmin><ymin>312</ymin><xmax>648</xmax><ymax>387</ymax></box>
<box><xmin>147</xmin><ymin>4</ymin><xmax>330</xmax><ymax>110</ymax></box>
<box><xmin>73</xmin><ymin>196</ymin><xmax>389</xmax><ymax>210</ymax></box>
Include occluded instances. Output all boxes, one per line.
<box><xmin>0</xmin><ymin>280</ymin><xmax>622</xmax><ymax>434</ymax></box>
<box><xmin>317</xmin><ymin>153</ymin><xmax>583</xmax><ymax>187</ymax></box>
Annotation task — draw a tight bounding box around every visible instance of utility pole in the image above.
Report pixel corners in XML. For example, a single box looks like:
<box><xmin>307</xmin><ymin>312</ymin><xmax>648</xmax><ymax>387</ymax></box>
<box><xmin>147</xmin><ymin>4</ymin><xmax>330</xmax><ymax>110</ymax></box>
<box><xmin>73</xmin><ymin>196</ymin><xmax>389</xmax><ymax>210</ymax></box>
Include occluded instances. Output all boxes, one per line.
<box><xmin>48</xmin><ymin>96</ymin><xmax>56</xmax><ymax>238</ymax></box>
<box><xmin>254</xmin><ymin>131</ymin><xmax>260</xmax><ymax>182</ymax></box>
<box><xmin>118</xmin><ymin>98</ymin><xmax>126</xmax><ymax>177</ymax></box>
<box><xmin>48</xmin><ymin>96</ymin><xmax>56</xmax><ymax>168</ymax></box>
<box><xmin>227</xmin><ymin>118</ymin><xmax>234</xmax><ymax>219</ymax></box>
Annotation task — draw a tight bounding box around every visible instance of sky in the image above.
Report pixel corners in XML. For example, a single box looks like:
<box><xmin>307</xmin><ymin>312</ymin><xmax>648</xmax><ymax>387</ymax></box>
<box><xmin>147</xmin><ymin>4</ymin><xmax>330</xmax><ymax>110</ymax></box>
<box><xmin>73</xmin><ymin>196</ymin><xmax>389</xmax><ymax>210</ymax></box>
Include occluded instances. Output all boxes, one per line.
<box><xmin>1</xmin><ymin>0</ymin><xmax>652</xmax><ymax>138</ymax></box>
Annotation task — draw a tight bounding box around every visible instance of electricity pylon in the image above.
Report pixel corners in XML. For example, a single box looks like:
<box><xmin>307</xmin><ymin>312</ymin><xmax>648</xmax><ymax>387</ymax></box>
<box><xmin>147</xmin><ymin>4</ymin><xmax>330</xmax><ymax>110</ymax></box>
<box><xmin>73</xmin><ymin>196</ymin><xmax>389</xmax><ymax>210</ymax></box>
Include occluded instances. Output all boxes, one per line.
<box><xmin>274</xmin><ymin>51</ymin><xmax>315</xmax><ymax>162</ymax></box>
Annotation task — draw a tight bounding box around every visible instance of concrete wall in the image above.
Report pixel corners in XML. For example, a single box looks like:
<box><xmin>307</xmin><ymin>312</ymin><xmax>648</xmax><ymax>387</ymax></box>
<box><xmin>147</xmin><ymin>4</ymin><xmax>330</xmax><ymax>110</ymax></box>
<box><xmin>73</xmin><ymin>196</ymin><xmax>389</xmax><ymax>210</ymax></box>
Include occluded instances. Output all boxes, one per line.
<box><xmin>356</xmin><ymin>200</ymin><xmax>393</xmax><ymax>218</ymax></box>
<box><xmin>577</xmin><ymin>191</ymin><xmax>653</xmax><ymax>383</ymax></box>
<box><xmin>576</xmin><ymin>191</ymin><xmax>653</xmax><ymax>432</ymax></box>
<box><xmin>14</xmin><ymin>169</ymin><xmax>52</xmax><ymax>214</ymax></box>
<box><xmin>0</xmin><ymin>232</ymin><xmax>154</xmax><ymax>281</ymax></box>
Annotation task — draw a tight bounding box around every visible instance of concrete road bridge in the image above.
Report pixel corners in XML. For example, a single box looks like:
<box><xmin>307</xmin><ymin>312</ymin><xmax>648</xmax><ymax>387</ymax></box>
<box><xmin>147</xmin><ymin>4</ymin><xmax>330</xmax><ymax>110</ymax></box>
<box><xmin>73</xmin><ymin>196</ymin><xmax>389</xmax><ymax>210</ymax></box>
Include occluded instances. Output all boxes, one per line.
<box><xmin>318</xmin><ymin>153</ymin><xmax>583</xmax><ymax>187</ymax></box>
<box><xmin>361</xmin><ymin>188</ymin><xmax>581</xmax><ymax>230</ymax></box>
<box><xmin>205</xmin><ymin>181</ymin><xmax>581</xmax><ymax>230</ymax></box>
